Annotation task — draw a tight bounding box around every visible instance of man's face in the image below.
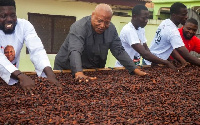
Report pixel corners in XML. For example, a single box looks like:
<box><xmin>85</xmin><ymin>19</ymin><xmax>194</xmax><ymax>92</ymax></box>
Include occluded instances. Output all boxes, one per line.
<box><xmin>0</xmin><ymin>6</ymin><xmax>17</xmax><ymax>34</ymax></box>
<box><xmin>135</xmin><ymin>10</ymin><xmax>149</xmax><ymax>28</ymax></box>
<box><xmin>4</xmin><ymin>46</ymin><xmax>15</xmax><ymax>62</ymax></box>
<box><xmin>175</xmin><ymin>8</ymin><xmax>188</xmax><ymax>25</ymax></box>
<box><xmin>183</xmin><ymin>22</ymin><xmax>198</xmax><ymax>39</ymax></box>
<box><xmin>91</xmin><ymin>10</ymin><xmax>112</xmax><ymax>34</ymax></box>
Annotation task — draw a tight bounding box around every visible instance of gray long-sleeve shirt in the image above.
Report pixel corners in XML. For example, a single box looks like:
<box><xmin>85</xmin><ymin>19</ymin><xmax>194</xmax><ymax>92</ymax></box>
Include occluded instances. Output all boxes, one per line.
<box><xmin>54</xmin><ymin>16</ymin><xmax>136</xmax><ymax>75</ymax></box>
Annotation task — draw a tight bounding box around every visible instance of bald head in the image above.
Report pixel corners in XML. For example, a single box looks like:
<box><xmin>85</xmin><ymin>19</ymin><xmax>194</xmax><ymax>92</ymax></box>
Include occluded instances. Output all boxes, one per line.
<box><xmin>91</xmin><ymin>4</ymin><xmax>113</xmax><ymax>34</ymax></box>
<box><xmin>93</xmin><ymin>4</ymin><xmax>113</xmax><ymax>17</ymax></box>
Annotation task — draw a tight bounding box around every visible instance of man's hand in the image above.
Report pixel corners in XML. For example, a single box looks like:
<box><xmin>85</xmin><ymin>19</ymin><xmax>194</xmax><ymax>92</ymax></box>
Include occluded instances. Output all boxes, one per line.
<box><xmin>18</xmin><ymin>73</ymin><xmax>35</xmax><ymax>95</ymax></box>
<box><xmin>43</xmin><ymin>66</ymin><xmax>62</xmax><ymax>87</ymax></box>
<box><xmin>179</xmin><ymin>62</ymin><xmax>190</xmax><ymax>69</ymax></box>
<box><xmin>47</xmin><ymin>75</ymin><xmax>61</xmax><ymax>86</ymax></box>
<box><xmin>165</xmin><ymin>61</ymin><xmax>177</xmax><ymax>71</ymax></box>
<box><xmin>12</xmin><ymin>70</ymin><xmax>35</xmax><ymax>95</ymax></box>
<box><xmin>133</xmin><ymin>69</ymin><xmax>147</xmax><ymax>76</ymax></box>
<box><xmin>75</xmin><ymin>72</ymin><xmax>97</xmax><ymax>82</ymax></box>
<box><xmin>43</xmin><ymin>67</ymin><xmax>62</xmax><ymax>94</ymax></box>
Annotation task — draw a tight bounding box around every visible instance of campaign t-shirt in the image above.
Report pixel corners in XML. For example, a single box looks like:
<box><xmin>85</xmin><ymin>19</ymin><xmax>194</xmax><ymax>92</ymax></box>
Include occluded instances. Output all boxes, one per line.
<box><xmin>0</xmin><ymin>18</ymin><xmax>51</xmax><ymax>85</ymax></box>
<box><xmin>144</xmin><ymin>19</ymin><xmax>185</xmax><ymax>65</ymax></box>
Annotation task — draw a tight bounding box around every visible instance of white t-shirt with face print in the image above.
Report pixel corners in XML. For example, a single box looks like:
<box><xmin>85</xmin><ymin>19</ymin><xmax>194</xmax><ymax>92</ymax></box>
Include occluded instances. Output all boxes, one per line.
<box><xmin>144</xmin><ymin>19</ymin><xmax>185</xmax><ymax>65</ymax></box>
<box><xmin>0</xmin><ymin>18</ymin><xmax>51</xmax><ymax>85</ymax></box>
<box><xmin>115</xmin><ymin>22</ymin><xmax>147</xmax><ymax>67</ymax></box>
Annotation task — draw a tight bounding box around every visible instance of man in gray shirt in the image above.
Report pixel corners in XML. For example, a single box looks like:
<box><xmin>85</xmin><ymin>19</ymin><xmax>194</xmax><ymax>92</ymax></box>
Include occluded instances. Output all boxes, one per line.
<box><xmin>54</xmin><ymin>4</ymin><xmax>147</xmax><ymax>81</ymax></box>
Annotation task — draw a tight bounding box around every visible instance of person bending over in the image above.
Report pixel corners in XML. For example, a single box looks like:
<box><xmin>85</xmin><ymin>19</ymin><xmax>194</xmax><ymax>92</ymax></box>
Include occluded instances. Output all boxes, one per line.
<box><xmin>54</xmin><ymin>4</ymin><xmax>147</xmax><ymax>82</ymax></box>
<box><xmin>0</xmin><ymin>0</ymin><xmax>60</xmax><ymax>95</ymax></box>
<box><xmin>144</xmin><ymin>2</ymin><xmax>200</xmax><ymax>67</ymax></box>
<box><xmin>169</xmin><ymin>18</ymin><xmax>200</xmax><ymax>65</ymax></box>
<box><xmin>115</xmin><ymin>5</ymin><xmax>176</xmax><ymax>70</ymax></box>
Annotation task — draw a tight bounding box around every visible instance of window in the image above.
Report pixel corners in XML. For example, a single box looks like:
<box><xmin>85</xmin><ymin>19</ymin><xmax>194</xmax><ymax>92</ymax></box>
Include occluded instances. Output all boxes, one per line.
<box><xmin>27</xmin><ymin>13</ymin><xmax>76</xmax><ymax>54</ymax></box>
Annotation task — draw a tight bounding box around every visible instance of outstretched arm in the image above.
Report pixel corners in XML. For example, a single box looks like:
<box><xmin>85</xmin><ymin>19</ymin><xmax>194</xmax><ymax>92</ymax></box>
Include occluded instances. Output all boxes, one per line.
<box><xmin>176</xmin><ymin>46</ymin><xmax>200</xmax><ymax>66</ymax></box>
<box><xmin>69</xmin><ymin>51</ymin><xmax>97</xmax><ymax>82</ymax></box>
<box><xmin>171</xmin><ymin>49</ymin><xmax>188</xmax><ymax>67</ymax></box>
<box><xmin>132</xmin><ymin>43</ymin><xmax>176</xmax><ymax>70</ymax></box>
<box><xmin>143</xmin><ymin>43</ymin><xmax>150</xmax><ymax>52</ymax></box>
<box><xmin>24</xmin><ymin>20</ymin><xmax>52</xmax><ymax>79</ymax></box>
<box><xmin>110</xmin><ymin>29</ymin><xmax>147</xmax><ymax>76</ymax></box>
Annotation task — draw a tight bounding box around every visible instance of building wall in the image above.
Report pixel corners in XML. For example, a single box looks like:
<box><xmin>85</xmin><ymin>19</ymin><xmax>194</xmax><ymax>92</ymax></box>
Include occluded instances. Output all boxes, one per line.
<box><xmin>152</xmin><ymin>0</ymin><xmax>200</xmax><ymax>19</ymax></box>
<box><xmin>15</xmin><ymin>0</ymin><xmax>98</xmax><ymax>71</ymax></box>
<box><xmin>15</xmin><ymin>0</ymin><xmax>160</xmax><ymax>71</ymax></box>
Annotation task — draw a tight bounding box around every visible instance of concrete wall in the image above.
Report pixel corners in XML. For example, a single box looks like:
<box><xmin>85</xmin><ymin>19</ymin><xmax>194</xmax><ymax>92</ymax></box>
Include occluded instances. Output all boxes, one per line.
<box><xmin>15</xmin><ymin>0</ymin><xmax>98</xmax><ymax>71</ymax></box>
<box><xmin>152</xmin><ymin>0</ymin><xmax>200</xmax><ymax>19</ymax></box>
<box><xmin>15</xmin><ymin>0</ymin><xmax>160</xmax><ymax>71</ymax></box>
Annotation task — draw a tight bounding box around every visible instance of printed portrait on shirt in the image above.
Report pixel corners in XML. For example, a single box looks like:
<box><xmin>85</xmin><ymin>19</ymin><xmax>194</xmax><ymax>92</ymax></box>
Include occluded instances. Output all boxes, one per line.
<box><xmin>4</xmin><ymin>45</ymin><xmax>16</xmax><ymax>62</ymax></box>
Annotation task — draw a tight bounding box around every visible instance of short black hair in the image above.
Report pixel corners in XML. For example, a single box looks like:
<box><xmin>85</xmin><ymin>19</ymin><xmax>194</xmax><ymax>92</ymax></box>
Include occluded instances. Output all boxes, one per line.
<box><xmin>170</xmin><ymin>2</ymin><xmax>186</xmax><ymax>15</ymax></box>
<box><xmin>0</xmin><ymin>0</ymin><xmax>16</xmax><ymax>8</ymax></box>
<box><xmin>186</xmin><ymin>18</ymin><xmax>198</xmax><ymax>25</ymax></box>
<box><xmin>132</xmin><ymin>5</ymin><xmax>148</xmax><ymax>16</ymax></box>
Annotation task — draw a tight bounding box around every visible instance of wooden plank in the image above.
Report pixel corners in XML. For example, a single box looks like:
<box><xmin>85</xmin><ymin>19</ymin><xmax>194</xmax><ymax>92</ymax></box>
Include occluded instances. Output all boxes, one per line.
<box><xmin>23</xmin><ymin>65</ymin><xmax>152</xmax><ymax>75</ymax></box>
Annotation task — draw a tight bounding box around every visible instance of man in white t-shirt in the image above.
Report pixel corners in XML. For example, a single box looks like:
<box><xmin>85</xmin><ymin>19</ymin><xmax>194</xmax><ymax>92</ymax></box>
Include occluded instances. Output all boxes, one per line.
<box><xmin>0</xmin><ymin>0</ymin><xmax>60</xmax><ymax>95</ymax></box>
<box><xmin>115</xmin><ymin>5</ymin><xmax>175</xmax><ymax>70</ymax></box>
<box><xmin>144</xmin><ymin>2</ymin><xmax>200</xmax><ymax>66</ymax></box>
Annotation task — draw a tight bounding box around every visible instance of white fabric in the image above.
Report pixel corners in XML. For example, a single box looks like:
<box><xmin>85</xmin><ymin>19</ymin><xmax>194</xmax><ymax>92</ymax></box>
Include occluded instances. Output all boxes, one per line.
<box><xmin>0</xmin><ymin>18</ymin><xmax>51</xmax><ymax>85</ymax></box>
<box><xmin>115</xmin><ymin>22</ymin><xmax>147</xmax><ymax>67</ymax></box>
<box><xmin>144</xmin><ymin>19</ymin><xmax>185</xmax><ymax>65</ymax></box>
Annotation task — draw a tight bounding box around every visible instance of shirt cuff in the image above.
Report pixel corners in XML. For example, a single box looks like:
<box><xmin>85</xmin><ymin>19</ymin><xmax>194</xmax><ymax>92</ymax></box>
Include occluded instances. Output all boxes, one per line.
<box><xmin>0</xmin><ymin>64</ymin><xmax>18</xmax><ymax>85</ymax></box>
